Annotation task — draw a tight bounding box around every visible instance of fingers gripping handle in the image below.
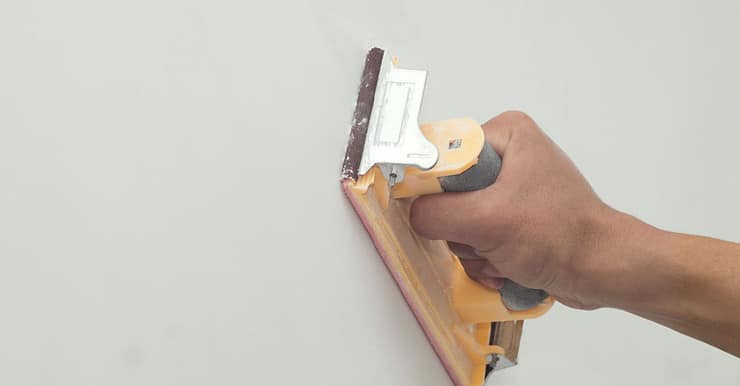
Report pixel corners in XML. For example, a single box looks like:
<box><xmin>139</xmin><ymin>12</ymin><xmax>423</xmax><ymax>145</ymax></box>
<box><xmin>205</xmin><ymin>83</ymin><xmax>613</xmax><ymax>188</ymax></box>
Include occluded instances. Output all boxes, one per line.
<box><xmin>439</xmin><ymin>142</ymin><xmax>549</xmax><ymax>311</ymax></box>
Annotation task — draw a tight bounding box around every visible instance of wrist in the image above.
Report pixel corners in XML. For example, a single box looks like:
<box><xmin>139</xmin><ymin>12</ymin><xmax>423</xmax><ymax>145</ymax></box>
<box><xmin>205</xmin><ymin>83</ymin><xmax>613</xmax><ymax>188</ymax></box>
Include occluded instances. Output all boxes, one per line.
<box><xmin>571</xmin><ymin>205</ymin><xmax>671</xmax><ymax>310</ymax></box>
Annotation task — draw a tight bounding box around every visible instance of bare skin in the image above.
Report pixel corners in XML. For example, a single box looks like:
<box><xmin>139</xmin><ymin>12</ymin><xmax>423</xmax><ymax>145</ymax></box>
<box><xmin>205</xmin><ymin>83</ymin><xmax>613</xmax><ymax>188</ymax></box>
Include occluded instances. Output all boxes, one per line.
<box><xmin>409</xmin><ymin>111</ymin><xmax>740</xmax><ymax>356</ymax></box>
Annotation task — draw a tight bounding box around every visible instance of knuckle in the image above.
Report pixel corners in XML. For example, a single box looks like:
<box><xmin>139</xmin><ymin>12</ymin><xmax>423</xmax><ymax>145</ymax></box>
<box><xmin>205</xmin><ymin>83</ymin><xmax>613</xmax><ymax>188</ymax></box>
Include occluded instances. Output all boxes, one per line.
<box><xmin>500</xmin><ymin>110</ymin><xmax>534</xmax><ymax>124</ymax></box>
<box><xmin>499</xmin><ymin>110</ymin><xmax>537</xmax><ymax>132</ymax></box>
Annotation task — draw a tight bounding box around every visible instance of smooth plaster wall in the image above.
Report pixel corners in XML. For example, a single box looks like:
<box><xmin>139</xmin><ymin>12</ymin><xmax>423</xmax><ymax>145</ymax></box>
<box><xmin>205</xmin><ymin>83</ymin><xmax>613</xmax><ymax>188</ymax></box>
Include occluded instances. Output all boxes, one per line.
<box><xmin>1</xmin><ymin>1</ymin><xmax>739</xmax><ymax>385</ymax></box>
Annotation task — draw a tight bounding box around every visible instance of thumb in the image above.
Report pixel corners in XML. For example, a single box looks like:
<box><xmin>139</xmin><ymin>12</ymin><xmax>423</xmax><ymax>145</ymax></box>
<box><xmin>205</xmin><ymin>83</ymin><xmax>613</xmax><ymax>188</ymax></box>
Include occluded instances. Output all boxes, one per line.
<box><xmin>410</xmin><ymin>111</ymin><xmax>533</xmax><ymax>247</ymax></box>
<box><xmin>409</xmin><ymin>183</ymin><xmax>503</xmax><ymax>246</ymax></box>
<box><xmin>409</xmin><ymin>190</ymin><xmax>492</xmax><ymax>245</ymax></box>
<box><xmin>409</xmin><ymin>111</ymin><xmax>528</xmax><ymax>245</ymax></box>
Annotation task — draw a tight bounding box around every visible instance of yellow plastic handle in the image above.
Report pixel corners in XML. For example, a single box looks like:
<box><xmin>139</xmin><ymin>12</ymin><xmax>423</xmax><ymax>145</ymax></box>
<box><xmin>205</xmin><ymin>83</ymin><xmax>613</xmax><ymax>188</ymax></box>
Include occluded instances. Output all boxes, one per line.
<box><xmin>391</xmin><ymin>118</ymin><xmax>485</xmax><ymax>198</ymax></box>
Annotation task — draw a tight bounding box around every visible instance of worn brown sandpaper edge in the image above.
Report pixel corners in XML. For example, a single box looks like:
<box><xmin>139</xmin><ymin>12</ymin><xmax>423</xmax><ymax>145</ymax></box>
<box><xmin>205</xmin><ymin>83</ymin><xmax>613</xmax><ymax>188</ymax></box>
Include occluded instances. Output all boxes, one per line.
<box><xmin>340</xmin><ymin>47</ymin><xmax>384</xmax><ymax>181</ymax></box>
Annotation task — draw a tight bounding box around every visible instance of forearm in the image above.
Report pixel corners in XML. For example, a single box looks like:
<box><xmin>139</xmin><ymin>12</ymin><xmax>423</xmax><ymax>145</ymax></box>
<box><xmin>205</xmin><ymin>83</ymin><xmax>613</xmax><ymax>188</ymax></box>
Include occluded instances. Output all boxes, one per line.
<box><xmin>587</xmin><ymin>209</ymin><xmax>740</xmax><ymax>355</ymax></box>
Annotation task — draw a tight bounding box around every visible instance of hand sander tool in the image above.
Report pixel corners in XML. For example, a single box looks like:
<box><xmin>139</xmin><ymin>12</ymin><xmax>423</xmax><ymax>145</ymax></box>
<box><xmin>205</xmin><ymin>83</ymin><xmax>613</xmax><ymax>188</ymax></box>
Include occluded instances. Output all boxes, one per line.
<box><xmin>340</xmin><ymin>47</ymin><xmax>554</xmax><ymax>386</ymax></box>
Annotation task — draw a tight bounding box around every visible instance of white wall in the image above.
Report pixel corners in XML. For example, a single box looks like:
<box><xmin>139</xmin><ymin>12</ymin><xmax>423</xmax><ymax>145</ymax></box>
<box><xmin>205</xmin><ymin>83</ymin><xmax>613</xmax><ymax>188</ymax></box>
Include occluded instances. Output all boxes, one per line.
<box><xmin>0</xmin><ymin>1</ymin><xmax>738</xmax><ymax>385</ymax></box>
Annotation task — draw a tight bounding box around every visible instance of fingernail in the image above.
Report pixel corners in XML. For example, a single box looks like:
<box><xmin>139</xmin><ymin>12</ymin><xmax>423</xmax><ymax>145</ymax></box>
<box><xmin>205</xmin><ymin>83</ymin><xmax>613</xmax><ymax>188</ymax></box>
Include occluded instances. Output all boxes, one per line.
<box><xmin>482</xmin><ymin>265</ymin><xmax>502</xmax><ymax>277</ymax></box>
<box><xmin>480</xmin><ymin>278</ymin><xmax>504</xmax><ymax>290</ymax></box>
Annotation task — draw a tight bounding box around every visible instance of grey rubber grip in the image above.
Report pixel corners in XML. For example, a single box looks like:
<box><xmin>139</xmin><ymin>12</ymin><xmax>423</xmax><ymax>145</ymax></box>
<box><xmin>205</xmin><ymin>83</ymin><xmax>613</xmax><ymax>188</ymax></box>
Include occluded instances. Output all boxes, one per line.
<box><xmin>439</xmin><ymin>142</ymin><xmax>549</xmax><ymax>311</ymax></box>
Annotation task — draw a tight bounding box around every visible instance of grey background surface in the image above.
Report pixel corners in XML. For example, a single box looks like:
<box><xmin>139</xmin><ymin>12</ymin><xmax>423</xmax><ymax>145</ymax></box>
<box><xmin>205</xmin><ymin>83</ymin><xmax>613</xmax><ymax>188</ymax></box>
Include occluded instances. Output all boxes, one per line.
<box><xmin>1</xmin><ymin>1</ymin><xmax>739</xmax><ymax>385</ymax></box>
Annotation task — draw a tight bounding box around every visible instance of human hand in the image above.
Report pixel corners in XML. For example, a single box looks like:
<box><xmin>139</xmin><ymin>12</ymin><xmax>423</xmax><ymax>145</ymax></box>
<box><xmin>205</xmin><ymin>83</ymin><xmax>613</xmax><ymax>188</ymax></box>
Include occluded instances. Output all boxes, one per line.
<box><xmin>410</xmin><ymin>111</ymin><xmax>617</xmax><ymax>310</ymax></box>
